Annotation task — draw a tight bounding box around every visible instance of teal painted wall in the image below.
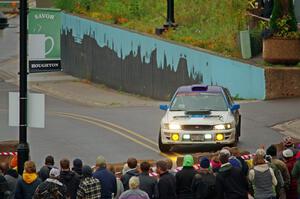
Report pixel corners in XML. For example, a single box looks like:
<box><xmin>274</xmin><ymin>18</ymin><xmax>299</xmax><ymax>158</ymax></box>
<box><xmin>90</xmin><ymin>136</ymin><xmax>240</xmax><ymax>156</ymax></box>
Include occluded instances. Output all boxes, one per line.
<box><xmin>62</xmin><ymin>13</ymin><xmax>266</xmax><ymax>99</ymax></box>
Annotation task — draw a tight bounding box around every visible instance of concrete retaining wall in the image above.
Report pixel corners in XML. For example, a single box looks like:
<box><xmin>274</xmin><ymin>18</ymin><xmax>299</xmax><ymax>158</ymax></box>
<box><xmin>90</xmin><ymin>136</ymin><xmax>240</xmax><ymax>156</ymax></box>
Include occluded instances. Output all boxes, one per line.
<box><xmin>61</xmin><ymin>13</ymin><xmax>266</xmax><ymax>100</ymax></box>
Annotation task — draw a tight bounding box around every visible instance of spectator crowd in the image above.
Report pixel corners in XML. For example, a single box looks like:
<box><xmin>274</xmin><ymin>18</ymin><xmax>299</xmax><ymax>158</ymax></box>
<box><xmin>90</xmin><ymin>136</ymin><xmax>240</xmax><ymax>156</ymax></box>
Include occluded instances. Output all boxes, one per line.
<box><xmin>1</xmin><ymin>136</ymin><xmax>300</xmax><ymax>199</ymax></box>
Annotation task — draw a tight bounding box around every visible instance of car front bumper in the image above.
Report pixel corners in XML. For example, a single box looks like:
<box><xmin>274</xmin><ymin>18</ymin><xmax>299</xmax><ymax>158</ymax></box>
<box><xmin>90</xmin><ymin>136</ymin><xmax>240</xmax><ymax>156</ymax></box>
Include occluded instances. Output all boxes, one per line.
<box><xmin>160</xmin><ymin>128</ymin><xmax>236</xmax><ymax>145</ymax></box>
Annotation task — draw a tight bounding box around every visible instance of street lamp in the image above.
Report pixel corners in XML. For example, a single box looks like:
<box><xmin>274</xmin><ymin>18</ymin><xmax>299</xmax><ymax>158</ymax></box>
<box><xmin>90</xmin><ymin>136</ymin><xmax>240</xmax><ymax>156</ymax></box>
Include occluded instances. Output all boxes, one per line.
<box><xmin>156</xmin><ymin>0</ymin><xmax>177</xmax><ymax>35</ymax></box>
<box><xmin>17</xmin><ymin>0</ymin><xmax>29</xmax><ymax>175</ymax></box>
<box><xmin>164</xmin><ymin>0</ymin><xmax>176</xmax><ymax>28</ymax></box>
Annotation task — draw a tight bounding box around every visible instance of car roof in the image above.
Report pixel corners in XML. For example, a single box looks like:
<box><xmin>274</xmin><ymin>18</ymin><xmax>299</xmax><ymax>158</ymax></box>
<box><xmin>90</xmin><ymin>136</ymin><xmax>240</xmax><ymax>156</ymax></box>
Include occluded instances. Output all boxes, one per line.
<box><xmin>176</xmin><ymin>84</ymin><xmax>224</xmax><ymax>94</ymax></box>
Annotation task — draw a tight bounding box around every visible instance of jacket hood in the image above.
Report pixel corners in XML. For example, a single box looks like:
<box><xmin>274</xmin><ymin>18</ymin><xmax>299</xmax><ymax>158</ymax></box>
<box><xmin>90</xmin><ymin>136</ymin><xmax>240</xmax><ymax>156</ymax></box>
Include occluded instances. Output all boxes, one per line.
<box><xmin>253</xmin><ymin>163</ymin><xmax>270</xmax><ymax>172</ymax></box>
<box><xmin>6</xmin><ymin>168</ymin><xmax>19</xmax><ymax>178</ymax></box>
<box><xmin>218</xmin><ymin>163</ymin><xmax>232</xmax><ymax>175</ymax></box>
<box><xmin>60</xmin><ymin>170</ymin><xmax>75</xmax><ymax>181</ymax></box>
<box><xmin>183</xmin><ymin>155</ymin><xmax>194</xmax><ymax>167</ymax></box>
<box><xmin>22</xmin><ymin>172</ymin><xmax>38</xmax><ymax>184</ymax></box>
<box><xmin>126</xmin><ymin>169</ymin><xmax>139</xmax><ymax>176</ymax></box>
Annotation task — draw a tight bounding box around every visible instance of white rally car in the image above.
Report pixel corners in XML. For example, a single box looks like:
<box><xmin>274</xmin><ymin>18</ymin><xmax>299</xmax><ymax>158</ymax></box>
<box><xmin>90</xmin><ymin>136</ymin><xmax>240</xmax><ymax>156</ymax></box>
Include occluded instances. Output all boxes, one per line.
<box><xmin>159</xmin><ymin>85</ymin><xmax>241</xmax><ymax>152</ymax></box>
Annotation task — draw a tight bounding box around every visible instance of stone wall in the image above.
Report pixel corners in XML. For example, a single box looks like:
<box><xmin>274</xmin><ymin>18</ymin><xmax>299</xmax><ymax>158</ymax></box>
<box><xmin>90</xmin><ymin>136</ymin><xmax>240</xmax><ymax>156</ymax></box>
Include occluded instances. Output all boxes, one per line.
<box><xmin>265</xmin><ymin>67</ymin><xmax>300</xmax><ymax>99</ymax></box>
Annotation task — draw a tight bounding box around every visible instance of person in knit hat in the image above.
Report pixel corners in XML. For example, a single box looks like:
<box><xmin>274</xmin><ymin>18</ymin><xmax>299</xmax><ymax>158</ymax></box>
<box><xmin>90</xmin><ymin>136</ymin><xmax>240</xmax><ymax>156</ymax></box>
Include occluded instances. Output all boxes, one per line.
<box><xmin>266</xmin><ymin>144</ymin><xmax>290</xmax><ymax>199</ymax></box>
<box><xmin>230</xmin><ymin>147</ymin><xmax>249</xmax><ymax>176</ymax></box>
<box><xmin>77</xmin><ymin>165</ymin><xmax>101</xmax><ymax>199</ymax></box>
<box><xmin>283</xmin><ymin>149</ymin><xmax>297</xmax><ymax>199</ymax></box>
<box><xmin>216</xmin><ymin>149</ymin><xmax>248</xmax><ymax>199</ymax></box>
<box><xmin>72</xmin><ymin>158</ymin><xmax>83</xmax><ymax>179</ymax></box>
<box><xmin>175</xmin><ymin>154</ymin><xmax>197</xmax><ymax>199</ymax></box>
<box><xmin>210</xmin><ymin>156</ymin><xmax>222</xmax><ymax>173</ymax></box>
<box><xmin>191</xmin><ymin>157</ymin><xmax>216</xmax><ymax>199</ymax></box>
<box><xmin>33</xmin><ymin>168</ymin><xmax>67</xmax><ymax>199</ymax></box>
<box><xmin>10</xmin><ymin>156</ymin><xmax>17</xmax><ymax>170</ymax></box>
<box><xmin>292</xmin><ymin>151</ymin><xmax>300</xmax><ymax>199</ymax></box>
<box><xmin>15</xmin><ymin>161</ymin><xmax>42</xmax><ymax>199</ymax></box>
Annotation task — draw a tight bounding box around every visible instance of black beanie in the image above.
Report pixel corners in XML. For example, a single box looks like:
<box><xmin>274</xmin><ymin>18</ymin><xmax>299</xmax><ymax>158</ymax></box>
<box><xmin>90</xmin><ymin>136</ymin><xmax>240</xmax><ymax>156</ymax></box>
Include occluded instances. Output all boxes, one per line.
<box><xmin>82</xmin><ymin>165</ymin><xmax>93</xmax><ymax>178</ymax></box>
<box><xmin>266</xmin><ymin>145</ymin><xmax>277</xmax><ymax>157</ymax></box>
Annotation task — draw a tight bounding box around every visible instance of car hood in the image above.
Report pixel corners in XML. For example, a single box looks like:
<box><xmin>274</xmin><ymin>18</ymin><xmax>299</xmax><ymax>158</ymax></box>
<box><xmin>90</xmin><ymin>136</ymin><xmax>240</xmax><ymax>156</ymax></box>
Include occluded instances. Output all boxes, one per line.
<box><xmin>164</xmin><ymin>110</ymin><xmax>233</xmax><ymax>125</ymax></box>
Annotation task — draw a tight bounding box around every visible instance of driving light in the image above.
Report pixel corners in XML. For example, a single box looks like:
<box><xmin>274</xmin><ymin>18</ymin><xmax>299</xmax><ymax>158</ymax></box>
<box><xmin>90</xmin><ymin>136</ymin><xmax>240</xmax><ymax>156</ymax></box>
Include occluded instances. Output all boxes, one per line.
<box><xmin>169</xmin><ymin>123</ymin><xmax>181</xmax><ymax>130</ymax></box>
<box><xmin>171</xmin><ymin>133</ymin><xmax>180</xmax><ymax>141</ymax></box>
<box><xmin>216</xmin><ymin>134</ymin><xmax>224</xmax><ymax>141</ymax></box>
<box><xmin>183</xmin><ymin>134</ymin><xmax>190</xmax><ymax>140</ymax></box>
<box><xmin>204</xmin><ymin>134</ymin><xmax>212</xmax><ymax>140</ymax></box>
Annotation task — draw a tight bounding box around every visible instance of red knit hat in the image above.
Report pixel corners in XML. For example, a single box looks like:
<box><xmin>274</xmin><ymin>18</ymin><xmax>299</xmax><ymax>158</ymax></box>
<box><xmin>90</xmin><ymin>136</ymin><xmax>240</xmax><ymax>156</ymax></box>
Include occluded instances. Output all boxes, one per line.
<box><xmin>211</xmin><ymin>159</ymin><xmax>222</xmax><ymax>169</ymax></box>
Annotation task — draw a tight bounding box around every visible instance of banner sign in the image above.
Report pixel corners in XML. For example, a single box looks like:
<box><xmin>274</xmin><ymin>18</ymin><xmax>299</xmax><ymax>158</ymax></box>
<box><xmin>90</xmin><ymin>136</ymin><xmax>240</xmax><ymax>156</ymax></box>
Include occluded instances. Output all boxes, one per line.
<box><xmin>28</xmin><ymin>8</ymin><xmax>61</xmax><ymax>73</ymax></box>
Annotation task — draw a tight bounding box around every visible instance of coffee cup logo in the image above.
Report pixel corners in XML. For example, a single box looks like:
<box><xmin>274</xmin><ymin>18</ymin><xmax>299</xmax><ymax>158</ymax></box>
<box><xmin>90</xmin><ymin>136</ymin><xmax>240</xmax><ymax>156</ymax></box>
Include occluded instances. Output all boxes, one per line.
<box><xmin>28</xmin><ymin>34</ymin><xmax>54</xmax><ymax>59</ymax></box>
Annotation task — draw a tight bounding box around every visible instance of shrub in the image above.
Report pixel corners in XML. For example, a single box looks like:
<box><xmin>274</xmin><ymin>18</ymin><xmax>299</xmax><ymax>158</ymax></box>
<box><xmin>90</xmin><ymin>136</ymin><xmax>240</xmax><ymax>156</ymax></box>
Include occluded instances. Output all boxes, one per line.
<box><xmin>270</xmin><ymin>0</ymin><xmax>298</xmax><ymax>33</ymax></box>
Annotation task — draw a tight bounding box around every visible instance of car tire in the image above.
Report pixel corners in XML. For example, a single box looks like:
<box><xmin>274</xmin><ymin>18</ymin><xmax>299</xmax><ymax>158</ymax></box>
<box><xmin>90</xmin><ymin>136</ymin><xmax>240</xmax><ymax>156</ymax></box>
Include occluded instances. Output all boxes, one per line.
<box><xmin>236</xmin><ymin>115</ymin><xmax>241</xmax><ymax>137</ymax></box>
<box><xmin>158</xmin><ymin>131</ymin><xmax>171</xmax><ymax>153</ymax></box>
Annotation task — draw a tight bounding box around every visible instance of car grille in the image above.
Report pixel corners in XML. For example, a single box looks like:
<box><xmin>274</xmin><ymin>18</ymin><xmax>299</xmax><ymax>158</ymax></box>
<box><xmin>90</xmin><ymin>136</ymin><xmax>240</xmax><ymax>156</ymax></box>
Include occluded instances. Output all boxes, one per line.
<box><xmin>181</xmin><ymin>125</ymin><xmax>214</xmax><ymax>131</ymax></box>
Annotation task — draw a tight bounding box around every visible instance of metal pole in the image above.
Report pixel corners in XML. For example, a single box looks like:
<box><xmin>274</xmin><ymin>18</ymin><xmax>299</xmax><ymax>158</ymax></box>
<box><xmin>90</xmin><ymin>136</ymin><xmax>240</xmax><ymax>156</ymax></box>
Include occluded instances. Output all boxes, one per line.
<box><xmin>166</xmin><ymin>0</ymin><xmax>175</xmax><ymax>27</ymax></box>
<box><xmin>17</xmin><ymin>0</ymin><xmax>29</xmax><ymax>175</ymax></box>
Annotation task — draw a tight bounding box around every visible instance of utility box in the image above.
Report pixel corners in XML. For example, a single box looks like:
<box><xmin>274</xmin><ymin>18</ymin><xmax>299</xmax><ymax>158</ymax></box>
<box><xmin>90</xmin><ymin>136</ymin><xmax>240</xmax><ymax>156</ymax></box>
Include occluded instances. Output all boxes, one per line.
<box><xmin>36</xmin><ymin>0</ymin><xmax>54</xmax><ymax>8</ymax></box>
<box><xmin>240</xmin><ymin>30</ymin><xmax>252</xmax><ymax>59</ymax></box>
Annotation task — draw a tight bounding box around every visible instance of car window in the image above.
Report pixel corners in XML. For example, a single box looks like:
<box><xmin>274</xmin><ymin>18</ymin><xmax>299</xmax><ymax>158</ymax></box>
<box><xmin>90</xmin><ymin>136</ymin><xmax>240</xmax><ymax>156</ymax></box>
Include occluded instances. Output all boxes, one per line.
<box><xmin>170</xmin><ymin>92</ymin><xmax>228</xmax><ymax>111</ymax></box>
<box><xmin>223</xmin><ymin>88</ymin><xmax>234</xmax><ymax>106</ymax></box>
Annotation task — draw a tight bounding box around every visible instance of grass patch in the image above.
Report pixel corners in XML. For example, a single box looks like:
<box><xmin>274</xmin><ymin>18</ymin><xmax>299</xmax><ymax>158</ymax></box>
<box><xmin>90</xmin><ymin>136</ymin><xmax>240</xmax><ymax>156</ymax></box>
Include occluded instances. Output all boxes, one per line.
<box><xmin>54</xmin><ymin>0</ymin><xmax>248</xmax><ymax>58</ymax></box>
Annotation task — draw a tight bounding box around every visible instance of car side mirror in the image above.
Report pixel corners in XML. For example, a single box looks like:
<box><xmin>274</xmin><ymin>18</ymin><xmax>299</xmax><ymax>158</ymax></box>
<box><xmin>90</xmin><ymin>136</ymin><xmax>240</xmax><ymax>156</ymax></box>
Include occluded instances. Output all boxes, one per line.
<box><xmin>230</xmin><ymin>104</ymin><xmax>240</xmax><ymax>112</ymax></box>
<box><xmin>160</xmin><ymin>104</ymin><xmax>169</xmax><ymax>111</ymax></box>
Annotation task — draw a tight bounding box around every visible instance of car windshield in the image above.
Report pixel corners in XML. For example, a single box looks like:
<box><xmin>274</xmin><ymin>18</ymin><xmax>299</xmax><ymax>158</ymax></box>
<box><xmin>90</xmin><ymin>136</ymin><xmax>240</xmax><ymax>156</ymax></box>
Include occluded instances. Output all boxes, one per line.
<box><xmin>170</xmin><ymin>92</ymin><xmax>228</xmax><ymax>111</ymax></box>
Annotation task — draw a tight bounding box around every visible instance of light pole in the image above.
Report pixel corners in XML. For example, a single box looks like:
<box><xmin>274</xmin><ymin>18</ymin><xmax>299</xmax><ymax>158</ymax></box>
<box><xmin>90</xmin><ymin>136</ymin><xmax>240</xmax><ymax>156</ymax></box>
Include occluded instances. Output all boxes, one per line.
<box><xmin>165</xmin><ymin>0</ymin><xmax>176</xmax><ymax>27</ymax></box>
<box><xmin>17</xmin><ymin>0</ymin><xmax>29</xmax><ymax>175</ymax></box>
<box><xmin>156</xmin><ymin>0</ymin><xmax>177</xmax><ymax>35</ymax></box>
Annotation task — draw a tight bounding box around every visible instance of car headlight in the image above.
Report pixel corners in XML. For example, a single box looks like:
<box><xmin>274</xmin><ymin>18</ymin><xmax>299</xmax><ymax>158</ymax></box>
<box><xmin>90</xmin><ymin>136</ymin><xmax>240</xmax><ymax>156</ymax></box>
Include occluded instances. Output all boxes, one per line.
<box><xmin>214</xmin><ymin>123</ymin><xmax>232</xmax><ymax>130</ymax></box>
<box><xmin>169</xmin><ymin>123</ymin><xmax>182</xmax><ymax>130</ymax></box>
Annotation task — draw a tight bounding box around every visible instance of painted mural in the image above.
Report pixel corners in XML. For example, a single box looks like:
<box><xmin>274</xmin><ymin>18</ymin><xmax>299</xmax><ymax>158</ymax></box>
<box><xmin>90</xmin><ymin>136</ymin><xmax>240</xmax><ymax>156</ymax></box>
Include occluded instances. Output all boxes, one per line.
<box><xmin>61</xmin><ymin>13</ymin><xmax>266</xmax><ymax>100</ymax></box>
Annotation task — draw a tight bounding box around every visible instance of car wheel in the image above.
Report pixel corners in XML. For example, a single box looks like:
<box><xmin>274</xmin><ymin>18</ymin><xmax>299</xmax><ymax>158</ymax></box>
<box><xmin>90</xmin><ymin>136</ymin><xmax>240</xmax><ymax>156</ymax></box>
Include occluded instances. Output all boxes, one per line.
<box><xmin>236</xmin><ymin>115</ymin><xmax>241</xmax><ymax>137</ymax></box>
<box><xmin>158</xmin><ymin>131</ymin><xmax>171</xmax><ymax>153</ymax></box>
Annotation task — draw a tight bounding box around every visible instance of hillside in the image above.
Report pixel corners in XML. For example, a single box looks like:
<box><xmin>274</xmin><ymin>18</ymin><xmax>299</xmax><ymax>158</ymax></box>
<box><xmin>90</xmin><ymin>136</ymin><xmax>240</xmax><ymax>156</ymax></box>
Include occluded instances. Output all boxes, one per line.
<box><xmin>54</xmin><ymin>0</ymin><xmax>248</xmax><ymax>58</ymax></box>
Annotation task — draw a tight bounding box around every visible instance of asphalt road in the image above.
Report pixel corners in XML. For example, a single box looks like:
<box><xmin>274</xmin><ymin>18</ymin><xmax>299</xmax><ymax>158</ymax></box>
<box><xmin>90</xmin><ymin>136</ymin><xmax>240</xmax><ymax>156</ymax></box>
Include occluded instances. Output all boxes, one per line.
<box><xmin>1</xmin><ymin>17</ymin><xmax>300</xmax><ymax>168</ymax></box>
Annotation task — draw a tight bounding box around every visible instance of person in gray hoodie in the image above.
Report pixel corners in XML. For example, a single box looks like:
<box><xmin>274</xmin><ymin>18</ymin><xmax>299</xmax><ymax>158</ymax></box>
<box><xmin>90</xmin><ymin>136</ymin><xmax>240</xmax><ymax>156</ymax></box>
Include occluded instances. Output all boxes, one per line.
<box><xmin>4</xmin><ymin>168</ymin><xmax>20</xmax><ymax>199</ymax></box>
<box><xmin>248</xmin><ymin>149</ymin><xmax>278</xmax><ymax>199</ymax></box>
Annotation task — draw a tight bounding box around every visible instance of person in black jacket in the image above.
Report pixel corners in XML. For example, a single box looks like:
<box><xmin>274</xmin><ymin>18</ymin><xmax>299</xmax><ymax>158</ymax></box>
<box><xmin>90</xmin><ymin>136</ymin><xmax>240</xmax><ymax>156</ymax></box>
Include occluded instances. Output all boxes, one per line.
<box><xmin>191</xmin><ymin>157</ymin><xmax>217</xmax><ymax>199</ymax></box>
<box><xmin>38</xmin><ymin>155</ymin><xmax>55</xmax><ymax>182</ymax></box>
<box><xmin>216</xmin><ymin>149</ymin><xmax>249</xmax><ymax>199</ymax></box>
<box><xmin>59</xmin><ymin>158</ymin><xmax>80</xmax><ymax>199</ymax></box>
<box><xmin>175</xmin><ymin>155</ymin><xmax>197</xmax><ymax>199</ymax></box>
<box><xmin>139</xmin><ymin>161</ymin><xmax>157</xmax><ymax>199</ymax></box>
<box><xmin>34</xmin><ymin>168</ymin><xmax>67</xmax><ymax>199</ymax></box>
<box><xmin>121</xmin><ymin>157</ymin><xmax>139</xmax><ymax>191</ymax></box>
<box><xmin>230</xmin><ymin>147</ymin><xmax>249</xmax><ymax>176</ymax></box>
<box><xmin>156</xmin><ymin>160</ymin><xmax>176</xmax><ymax>199</ymax></box>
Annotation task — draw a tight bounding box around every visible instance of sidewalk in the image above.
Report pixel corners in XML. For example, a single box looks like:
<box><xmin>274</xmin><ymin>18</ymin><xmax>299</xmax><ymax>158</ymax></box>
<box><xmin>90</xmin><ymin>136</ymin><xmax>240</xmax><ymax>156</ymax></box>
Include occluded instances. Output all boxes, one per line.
<box><xmin>273</xmin><ymin>119</ymin><xmax>300</xmax><ymax>140</ymax></box>
<box><xmin>0</xmin><ymin>57</ymin><xmax>162</xmax><ymax>107</ymax></box>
